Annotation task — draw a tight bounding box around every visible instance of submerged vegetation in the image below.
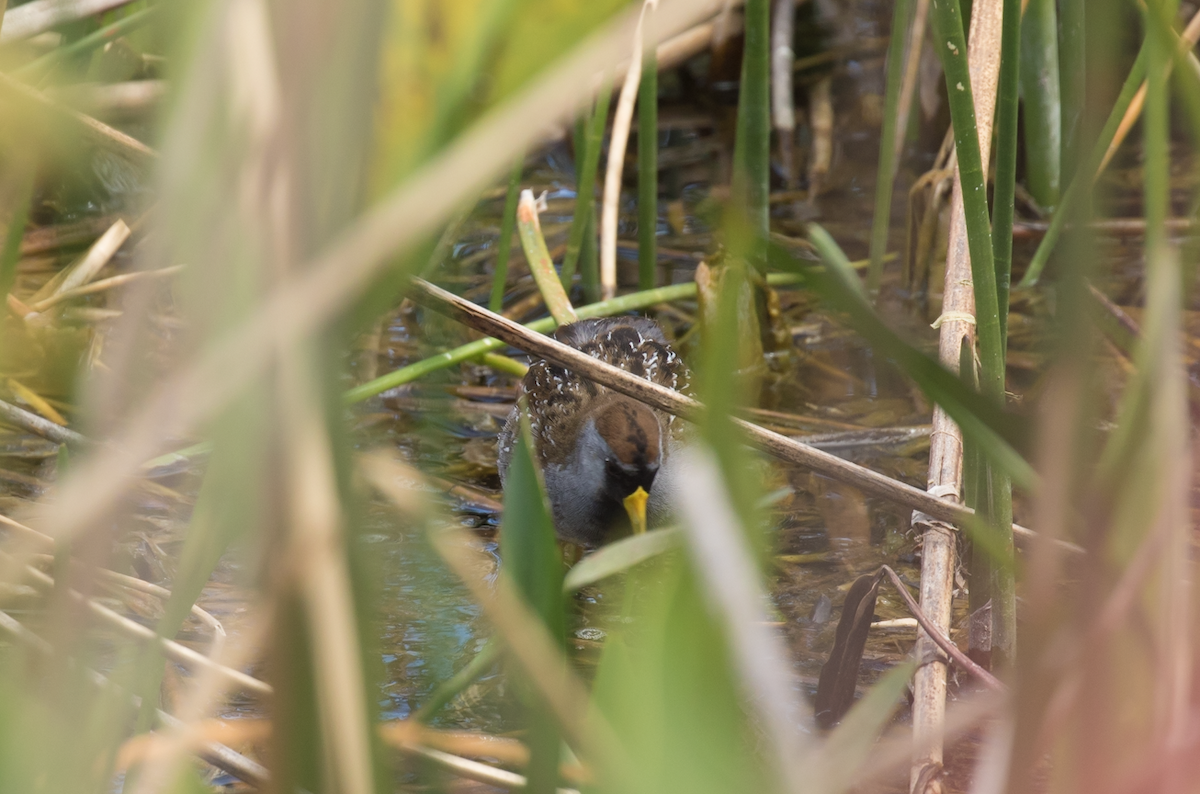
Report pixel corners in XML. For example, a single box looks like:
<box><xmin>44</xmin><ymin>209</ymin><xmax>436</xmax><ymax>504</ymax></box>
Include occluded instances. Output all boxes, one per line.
<box><xmin>0</xmin><ymin>0</ymin><xmax>1198</xmax><ymax>792</ymax></box>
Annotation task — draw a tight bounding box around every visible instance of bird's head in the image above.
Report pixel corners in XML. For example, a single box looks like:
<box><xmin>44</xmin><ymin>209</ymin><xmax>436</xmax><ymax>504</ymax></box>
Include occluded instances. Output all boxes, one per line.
<box><xmin>593</xmin><ymin>398</ymin><xmax>661</xmax><ymax>534</ymax></box>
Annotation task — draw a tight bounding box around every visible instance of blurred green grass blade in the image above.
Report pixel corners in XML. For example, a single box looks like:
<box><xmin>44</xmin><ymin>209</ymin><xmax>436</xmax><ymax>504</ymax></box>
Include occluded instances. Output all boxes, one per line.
<box><xmin>1019</xmin><ymin>0</ymin><xmax>1062</xmax><ymax>210</ymax></box>
<box><xmin>992</xmin><ymin>0</ymin><xmax>1020</xmax><ymax>354</ymax></box>
<box><xmin>733</xmin><ymin>0</ymin><xmax>771</xmax><ymax>249</ymax></box>
<box><xmin>590</xmin><ymin>559</ymin><xmax>773</xmax><ymax>794</ymax></box>
<box><xmin>790</xmin><ymin>232</ymin><xmax>1036</xmax><ymax>490</ymax></box>
<box><xmin>637</xmin><ymin>46</ymin><xmax>657</xmax><ymax>292</ymax></box>
<box><xmin>818</xmin><ymin>658</ymin><xmax>918</xmax><ymax>794</ymax></box>
<box><xmin>562</xmin><ymin>85</ymin><xmax>612</xmax><ymax>289</ymax></box>
<box><xmin>499</xmin><ymin>411</ymin><xmax>564</xmax><ymax>794</ymax></box>
<box><xmin>928</xmin><ymin>0</ymin><xmax>1004</xmax><ymax>407</ymax></box>
<box><xmin>499</xmin><ymin>414</ymin><xmax>564</xmax><ymax>634</ymax></box>
<box><xmin>1019</xmin><ymin>44</ymin><xmax>1150</xmax><ymax>286</ymax></box>
<box><xmin>866</xmin><ymin>0</ymin><xmax>915</xmax><ymax>294</ymax></box>
<box><xmin>562</xmin><ymin>527</ymin><xmax>679</xmax><ymax>593</ymax></box>
<box><xmin>489</xmin><ymin>153</ymin><xmax>524</xmax><ymax>313</ymax></box>
<box><xmin>16</xmin><ymin>4</ymin><xmax>160</xmax><ymax>80</ymax></box>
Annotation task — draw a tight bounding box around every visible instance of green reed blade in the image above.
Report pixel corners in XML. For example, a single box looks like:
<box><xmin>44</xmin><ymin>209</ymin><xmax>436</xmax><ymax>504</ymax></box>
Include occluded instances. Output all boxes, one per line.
<box><xmin>489</xmin><ymin>153</ymin><xmax>524</xmax><ymax>313</ymax></box>
<box><xmin>993</xmin><ymin>0</ymin><xmax>1020</xmax><ymax>354</ymax></box>
<box><xmin>561</xmin><ymin>83</ymin><xmax>612</xmax><ymax>289</ymax></box>
<box><xmin>733</xmin><ymin>0</ymin><xmax>771</xmax><ymax>252</ymax></box>
<box><xmin>1019</xmin><ymin>0</ymin><xmax>1062</xmax><ymax>210</ymax></box>
<box><xmin>867</xmin><ymin>0</ymin><xmax>915</xmax><ymax>294</ymax></box>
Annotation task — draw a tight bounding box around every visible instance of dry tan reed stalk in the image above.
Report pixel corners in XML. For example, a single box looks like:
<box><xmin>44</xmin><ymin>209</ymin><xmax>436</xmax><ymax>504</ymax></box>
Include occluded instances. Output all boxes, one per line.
<box><xmin>912</xmin><ymin>1</ymin><xmax>1004</xmax><ymax>791</ymax></box>
<box><xmin>128</xmin><ymin>603</ymin><xmax>273</xmax><ymax>794</ymax></box>
<box><xmin>279</xmin><ymin>347</ymin><xmax>376</xmax><ymax>794</ymax></box>
<box><xmin>29</xmin><ymin>0</ymin><xmax>733</xmax><ymax>553</ymax></box>
<box><xmin>26</xmin><ymin>218</ymin><xmax>131</xmax><ymax>306</ymax></box>
<box><xmin>807</xmin><ymin>76</ymin><xmax>833</xmax><ymax>201</ymax></box>
<box><xmin>0</xmin><ymin>547</ymin><xmax>271</xmax><ymax>696</ymax></box>
<box><xmin>396</xmin><ymin>743</ymin><xmax>582</xmax><ymax>794</ymax></box>
<box><xmin>0</xmin><ymin>607</ymin><xmax>268</xmax><ymax>786</ymax></box>
<box><xmin>29</xmin><ymin>264</ymin><xmax>183</xmax><ymax>312</ymax></box>
<box><xmin>517</xmin><ymin>190</ymin><xmax>577</xmax><ymax>325</ymax></box>
<box><xmin>601</xmin><ymin>0</ymin><xmax>658</xmax><ymax>300</ymax></box>
<box><xmin>0</xmin><ymin>72</ymin><xmax>156</xmax><ymax>164</ymax></box>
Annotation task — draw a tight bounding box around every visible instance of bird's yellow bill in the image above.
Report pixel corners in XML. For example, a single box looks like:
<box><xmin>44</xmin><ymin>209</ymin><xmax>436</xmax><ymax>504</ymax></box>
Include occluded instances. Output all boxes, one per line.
<box><xmin>623</xmin><ymin>487</ymin><xmax>649</xmax><ymax>535</ymax></box>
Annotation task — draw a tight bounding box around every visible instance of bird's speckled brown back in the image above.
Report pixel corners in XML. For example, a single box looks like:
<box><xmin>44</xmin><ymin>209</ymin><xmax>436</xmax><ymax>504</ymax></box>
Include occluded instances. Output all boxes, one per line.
<box><xmin>497</xmin><ymin>317</ymin><xmax>689</xmax><ymax>470</ymax></box>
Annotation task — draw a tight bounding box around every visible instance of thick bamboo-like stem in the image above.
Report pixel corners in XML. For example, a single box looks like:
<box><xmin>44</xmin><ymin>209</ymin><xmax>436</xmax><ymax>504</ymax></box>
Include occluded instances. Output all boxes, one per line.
<box><xmin>911</xmin><ymin>1</ymin><xmax>1004</xmax><ymax>792</ymax></box>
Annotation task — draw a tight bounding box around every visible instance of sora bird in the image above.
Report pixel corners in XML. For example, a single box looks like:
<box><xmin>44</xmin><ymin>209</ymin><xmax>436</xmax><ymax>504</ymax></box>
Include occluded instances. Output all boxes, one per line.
<box><xmin>497</xmin><ymin>317</ymin><xmax>690</xmax><ymax>547</ymax></box>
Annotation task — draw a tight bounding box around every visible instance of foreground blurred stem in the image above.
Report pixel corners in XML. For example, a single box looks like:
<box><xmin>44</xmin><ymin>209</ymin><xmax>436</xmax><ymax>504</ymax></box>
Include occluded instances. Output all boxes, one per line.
<box><xmin>867</xmin><ymin>0</ymin><xmax>915</xmax><ymax>294</ymax></box>
<box><xmin>732</xmin><ymin>0</ymin><xmax>771</xmax><ymax>255</ymax></box>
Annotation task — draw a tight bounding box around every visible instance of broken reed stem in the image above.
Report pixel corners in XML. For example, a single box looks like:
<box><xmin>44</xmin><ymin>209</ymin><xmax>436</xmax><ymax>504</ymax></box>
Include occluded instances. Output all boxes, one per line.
<box><xmin>637</xmin><ymin>42</ymin><xmax>658</xmax><ymax>292</ymax></box>
<box><xmin>516</xmin><ymin>190</ymin><xmax>577</xmax><ymax>326</ymax></box>
<box><xmin>601</xmin><ymin>1</ymin><xmax>657</xmax><ymax>300</ymax></box>
<box><xmin>406</xmin><ymin>276</ymin><xmax>1046</xmax><ymax>541</ymax></box>
<box><xmin>489</xmin><ymin>154</ymin><xmax>524</xmax><ymax>313</ymax></box>
<box><xmin>915</xmin><ymin>0</ymin><xmax>1005</xmax><ymax>790</ymax></box>
<box><xmin>28</xmin><ymin>218</ymin><xmax>131</xmax><ymax>305</ymax></box>
<box><xmin>880</xmin><ymin>566</ymin><xmax>1004</xmax><ymax>691</ymax></box>
<box><xmin>867</xmin><ymin>0</ymin><xmax>915</xmax><ymax>293</ymax></box>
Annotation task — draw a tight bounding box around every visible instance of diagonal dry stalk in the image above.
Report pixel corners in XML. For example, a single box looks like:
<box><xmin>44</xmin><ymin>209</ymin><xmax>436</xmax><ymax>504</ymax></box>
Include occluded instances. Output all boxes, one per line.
<box><xmin>407</xmin><ymin>276</ymin><xmax>1055</xmax><ymax>542</ymax></box>
<box><xmin>911</xmin><ymin>1</ymin><xmax>1004</xmax><ymax>791</ymax></box>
